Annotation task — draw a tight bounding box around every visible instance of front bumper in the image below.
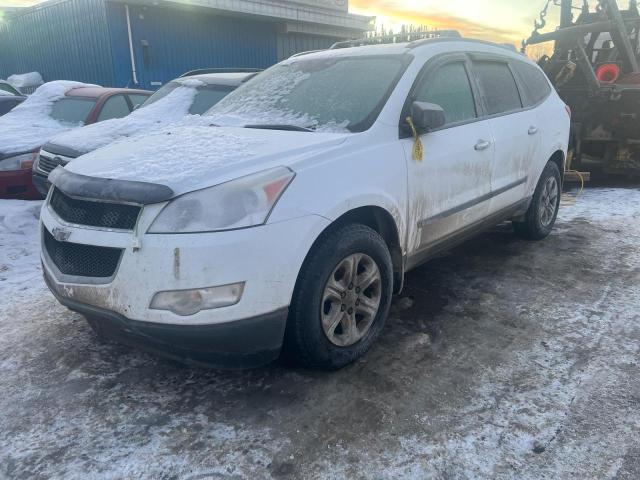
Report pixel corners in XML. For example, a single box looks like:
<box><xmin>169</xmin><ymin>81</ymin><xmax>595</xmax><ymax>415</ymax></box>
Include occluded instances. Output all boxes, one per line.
<box><xmin>0</xmin><ymin>168</ymin><xmax>41</xmax><ymax>199</ymax></box>
<box><xmin>40</xmin><ymin>197</ymin><xmax>330</xmax><ymax>365</ymax></box>
<box><xmin>32</xmin><ymin>171</ymin><xmax>50</xmax><ymax>196</ymax></box>
<box><xmin>45</xmin><ymin>270</ymin><xmax>288</xmax><ymax>368</ymax></box>
<box><xmin>41</xmin><ymin>203</ymin><xmax>328</xmax><ymax>325</ymax></box>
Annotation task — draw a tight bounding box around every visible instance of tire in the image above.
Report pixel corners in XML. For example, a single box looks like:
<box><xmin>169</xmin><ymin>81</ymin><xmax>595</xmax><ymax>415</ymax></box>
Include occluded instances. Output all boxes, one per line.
<box><xmin>283</xmin><ymin>224</ymin><xmax>393</xmax><ymax>369</ymax></box>
<box><xmin>513</xmin><ymin>161</ymin><xmax>562</xmax><ymax>240</ymax></box>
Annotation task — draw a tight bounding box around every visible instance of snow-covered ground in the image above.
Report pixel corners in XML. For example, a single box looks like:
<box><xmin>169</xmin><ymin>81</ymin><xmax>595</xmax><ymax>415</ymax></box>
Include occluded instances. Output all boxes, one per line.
<box><xmin>0</xmin><ymin>187</ymin><xmax>639</xmax><ymax>479</ymax></box>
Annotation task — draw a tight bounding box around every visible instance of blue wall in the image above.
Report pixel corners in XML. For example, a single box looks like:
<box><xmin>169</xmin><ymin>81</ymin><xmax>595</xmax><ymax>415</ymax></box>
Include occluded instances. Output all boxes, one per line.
<box><xmin>106</xmin><ymin>2</ymin><xmax>280</xmax><ymax>89</ymax></box>
<box><xmin>0</xmin><ymin>0</ymin><xmax>117</xmax><ymax>85</ymax></box>
<box><xmin>1</xmin><ymin>0</ymin><xmax>345</xmax><ymax>90</ymax></box>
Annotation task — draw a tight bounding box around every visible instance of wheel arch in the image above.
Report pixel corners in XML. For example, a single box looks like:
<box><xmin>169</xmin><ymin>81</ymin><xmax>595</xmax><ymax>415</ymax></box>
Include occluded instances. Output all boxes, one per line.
<box><xmin>296</xmin><ymin>206</ymin><xmax>405</xmax><ymax>296</ymax></box>
<box><xmin>549</xmin><ymin>149</ymin><xmax>565</xmax><ymax>173</ymax></box>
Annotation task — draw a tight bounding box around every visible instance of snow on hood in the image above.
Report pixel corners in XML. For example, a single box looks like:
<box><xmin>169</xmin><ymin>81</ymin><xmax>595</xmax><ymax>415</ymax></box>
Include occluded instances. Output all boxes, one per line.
<box><xmin>66</xmin><ymin>116</ymin><xmax>349</xmax><ymax>195</ymax></box>
<box><xmin>47</xmin><ymin>82</ymin><xmax>201</xmax><ymax>155</ymax></box>
<box><xmin>0</xmin><ymin>80</ymin><xmax>98</xmax><ymax>157</ymax></box>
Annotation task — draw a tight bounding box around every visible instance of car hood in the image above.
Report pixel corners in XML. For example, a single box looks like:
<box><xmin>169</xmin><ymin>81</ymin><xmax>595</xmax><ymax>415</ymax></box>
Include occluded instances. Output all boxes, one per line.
<box><xmin>66</xmin><ymin>122</ymin><xmax>350</xmax><ymax>196</ymax></box>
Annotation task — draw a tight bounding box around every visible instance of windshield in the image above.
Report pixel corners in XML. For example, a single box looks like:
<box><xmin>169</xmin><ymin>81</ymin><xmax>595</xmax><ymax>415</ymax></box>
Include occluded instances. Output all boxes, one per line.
<box><xmin>50</xmin><ymin>97</ymin><xmax>97</xmax><ymax>124</ymax></box>
<box><xmin>141</xmin><ymin>82</ymin><xmax>181</xmax><ymax>107</ymax></box>
<box><xmin>0</xmin><ymin>82</ymin><xmax>20</xmax><ymax>96</ymax></box>
<box><xmin>189</xmin><ymin>87</ymin><xmax>234</xmax><ymax>114</ymax></box>
<box><xmin>205</xmin><ymin>54</ymin><xmax>410</xmax><ymax>133</ymax></box>
<box><xmin>141</xmin><ymin>82</ymin><xmax>233</xmax><ymax>115</ymax></box>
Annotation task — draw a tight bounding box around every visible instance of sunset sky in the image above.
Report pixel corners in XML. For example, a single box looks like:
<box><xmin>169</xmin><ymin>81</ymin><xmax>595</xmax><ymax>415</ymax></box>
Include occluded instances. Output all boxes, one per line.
<box><xmin>0</xmin><ymin>0</ymin><xmax>564</xmax><ymax>47</ymax></box>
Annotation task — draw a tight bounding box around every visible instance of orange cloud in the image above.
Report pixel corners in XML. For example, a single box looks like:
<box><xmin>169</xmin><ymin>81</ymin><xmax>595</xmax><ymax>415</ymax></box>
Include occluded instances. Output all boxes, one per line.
<box><xmin>350</xmin><ymin>0</ymin><xmax>523</xmax><ymax>45</ymax></box>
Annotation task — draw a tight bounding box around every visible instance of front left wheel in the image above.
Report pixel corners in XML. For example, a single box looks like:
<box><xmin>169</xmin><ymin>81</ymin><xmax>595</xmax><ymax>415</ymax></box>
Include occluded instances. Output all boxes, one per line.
<box><xmin>283</xmin><ymin>224</ymin><xmax>393</xmax><ymax>369</ymax></box>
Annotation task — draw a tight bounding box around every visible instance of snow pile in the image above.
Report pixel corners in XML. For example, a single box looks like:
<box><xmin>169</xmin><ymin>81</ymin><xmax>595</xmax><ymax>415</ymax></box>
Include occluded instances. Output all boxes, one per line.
<box><xmin>7</xmin><ymin>72</ymin><xmax>44</xmax><ymax>90</ymax></box>
<box><xmin>0</xmin><ymin>81</ymin><xmax>97</xmax><ymax>155</ymax></box>
<box><xmin>207</xmin><ymin>68</ymin><xmax>350</xmax><ymax>133</ymax></box>
<box><xmin>48</xmin><ymin>82</ymin><xmax>201</xmax><ymax>155</ymax></box>
<box><xmin>0</xmin><ymin>200</ymin><xmax>43</xmax><ymax>310</ymax></box>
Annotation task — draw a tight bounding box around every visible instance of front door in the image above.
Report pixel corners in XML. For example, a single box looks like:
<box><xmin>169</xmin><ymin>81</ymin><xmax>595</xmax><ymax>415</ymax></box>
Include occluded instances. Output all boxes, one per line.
<box><xmin>401</xmin><ymin>56</ymin><xmax>494</xmax><ymax>263</ymax></box>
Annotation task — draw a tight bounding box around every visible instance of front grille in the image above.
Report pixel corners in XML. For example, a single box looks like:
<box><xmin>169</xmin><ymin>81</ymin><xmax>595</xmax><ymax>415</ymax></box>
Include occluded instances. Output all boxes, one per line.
<box><xmin>50</xmin><ymin>188</ymin><xmax>141</xmax><ymax>230</ymax></box>
<box><xmin>37</xmin><ymin>154</ymin><xmax>63</xmax><ymax>176</ymax></box>
<box><xmin>43</xmin><ymin>228</ymin><xmax>123</xmax><ymax>278</ymax></box>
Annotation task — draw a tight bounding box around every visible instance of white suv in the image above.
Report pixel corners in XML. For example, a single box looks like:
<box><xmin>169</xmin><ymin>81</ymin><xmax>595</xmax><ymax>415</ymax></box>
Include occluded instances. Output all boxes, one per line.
<box><xmin>40</xmin><ymin>39</ymin><xmax>569</xmax><ymax>369</ymax></box>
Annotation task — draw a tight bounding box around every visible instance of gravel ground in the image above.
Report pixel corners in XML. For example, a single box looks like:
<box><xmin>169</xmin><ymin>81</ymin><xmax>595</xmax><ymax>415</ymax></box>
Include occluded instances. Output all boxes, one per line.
<box><xmin>1</xmin><ymin>186</ymin><xmax>639</xmax><ymax>479</ymax></box>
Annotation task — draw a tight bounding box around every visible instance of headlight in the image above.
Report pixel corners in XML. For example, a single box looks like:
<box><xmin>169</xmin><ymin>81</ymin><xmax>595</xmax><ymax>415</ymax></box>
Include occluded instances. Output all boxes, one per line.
<box><xmin>0</xmin><ymin>152</ymin><xmax>37</xmax><ymax>172</ymax></box>
<box><xmin>148</xmin><ymin>167</ymin><xmax>295</xmax><ymax>233</ymax></box>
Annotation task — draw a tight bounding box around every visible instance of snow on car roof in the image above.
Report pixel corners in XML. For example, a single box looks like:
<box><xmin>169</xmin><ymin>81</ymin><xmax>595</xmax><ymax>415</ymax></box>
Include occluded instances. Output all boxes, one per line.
<box><xmin>64</xmin><ymin>86</ymin><xmax>149</xmax><ymax>98</ymax></box>
<box><xmin>178</xmin><ymin>72</ymin><xmax>257</xmax><ymax>86</ymax></box>
<box><xmin>0</xmin><ymin>80</ymin><xmax>98</xmax><ymax>156</ymax></box>
<box><xmin>47</xmin><ymin>82</ymin><xmax>200</xmax><ymax>155</ymax></box>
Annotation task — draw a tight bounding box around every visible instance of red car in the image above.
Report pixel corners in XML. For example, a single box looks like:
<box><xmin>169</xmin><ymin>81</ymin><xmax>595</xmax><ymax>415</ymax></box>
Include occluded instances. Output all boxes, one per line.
<box><xmin>0</xmin><ymin>85</ymin><xmax>151</xmax><ymax>199</ymax></box>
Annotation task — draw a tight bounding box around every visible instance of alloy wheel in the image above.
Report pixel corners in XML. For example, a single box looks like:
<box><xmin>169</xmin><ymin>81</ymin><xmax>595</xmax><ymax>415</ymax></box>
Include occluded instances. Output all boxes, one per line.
<box><xmin>321</xmin><ymin>253</ymin><xmax>382</xmax><ymax>347</ymax></box>
<box><xmin>539</xmin><ymin>176</ymin><xmax>559</xmax><ymax>227</ymax></box>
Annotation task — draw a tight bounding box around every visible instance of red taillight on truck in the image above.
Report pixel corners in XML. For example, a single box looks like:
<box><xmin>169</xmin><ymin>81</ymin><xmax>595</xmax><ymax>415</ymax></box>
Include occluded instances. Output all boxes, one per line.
<box><xmin>565</xmin><ymin>105</ymin><xmax>572</xmax><ymax>118</ymax></box>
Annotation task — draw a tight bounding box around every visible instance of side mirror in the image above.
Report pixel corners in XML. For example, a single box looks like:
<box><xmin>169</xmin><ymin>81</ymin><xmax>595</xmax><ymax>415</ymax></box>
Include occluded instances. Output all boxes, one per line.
<box><xmin>410</xmin><ymin>101</ymin><xmax>446</xmax><ymax>133</ymax></box>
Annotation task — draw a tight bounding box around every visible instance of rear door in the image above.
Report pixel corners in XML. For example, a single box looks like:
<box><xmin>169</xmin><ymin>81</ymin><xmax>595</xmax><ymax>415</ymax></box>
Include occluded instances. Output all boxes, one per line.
<box><xmin>401</xmin><ymin>54</ymin><xmax>494</xmax><ymax>258</ymax></box>
<box><xmin>472</xmin><ymin>58</ymin><xmax>542</xmax><ymax>213</ymax></box>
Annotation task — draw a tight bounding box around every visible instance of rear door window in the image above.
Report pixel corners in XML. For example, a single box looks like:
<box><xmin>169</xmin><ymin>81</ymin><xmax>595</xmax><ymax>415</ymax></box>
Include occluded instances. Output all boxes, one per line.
<box><xmin>50</xmin><ymin>98</ymin><xmax>97</xmax><ymax>124</ymax></box>
<box><xmin>414</xmin><ymin>61</ymin><xmax>477</xmax><ymax>125</ymax></box>
<box><xmin>512</xmin><ymin>61</ymin><xmax>552</xmax><ymax>106</ymax></box>
<box><xmin>97</xmin><ymin>95</ymin><xmax>131</xmax><ymax>122</ymax></box>
<box><xmin>474</xmin><ymin>61</ymin><xmax>523</xmax><ymax>115</ymax></box>
<box><xmin>128</xmin><ymin>94</ymin><xmax>150</xmax><ymax>110</ymax></box>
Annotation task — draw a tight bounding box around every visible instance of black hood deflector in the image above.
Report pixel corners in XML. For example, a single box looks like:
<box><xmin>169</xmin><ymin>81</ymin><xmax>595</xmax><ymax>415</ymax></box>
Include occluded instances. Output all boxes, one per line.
<box><xmin>49</xmin><ymin>167</ymin><xmax>174</xmax><ymax>205</ymax></box>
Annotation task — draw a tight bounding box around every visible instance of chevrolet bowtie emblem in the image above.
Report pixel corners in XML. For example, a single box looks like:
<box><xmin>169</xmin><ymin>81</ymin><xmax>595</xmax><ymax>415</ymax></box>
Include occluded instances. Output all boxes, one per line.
<box><xmin>51</xmin><ymin>227</ymin><xmax>71</xmax><ymax>242</ymax></box>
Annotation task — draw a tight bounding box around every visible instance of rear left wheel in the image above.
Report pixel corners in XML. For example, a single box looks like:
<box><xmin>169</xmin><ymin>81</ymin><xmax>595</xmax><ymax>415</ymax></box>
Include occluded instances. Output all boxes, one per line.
<box><xmin>513</xmin><ymin>161</ymin><xmax>562</xmax><ymax>240</ymax></box>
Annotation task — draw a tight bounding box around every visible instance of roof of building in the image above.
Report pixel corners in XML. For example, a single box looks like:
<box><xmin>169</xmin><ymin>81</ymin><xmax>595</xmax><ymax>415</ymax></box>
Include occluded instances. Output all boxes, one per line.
<box><xmin>120</xmin><ymin>0</ymin><xmax>373</xmax><ymax>33</ymax></box>
<box><xmin>14</xmin><ymin>0</ymin><xmax>372</xmax><ymax>36</ymax></box>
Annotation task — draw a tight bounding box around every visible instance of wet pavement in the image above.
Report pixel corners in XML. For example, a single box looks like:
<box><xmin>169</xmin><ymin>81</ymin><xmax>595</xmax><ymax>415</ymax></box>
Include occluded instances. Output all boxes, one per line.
<box><xmin>1</xmin><ymin>186</ymin><xmax>639</xmax><ymax>479</ymax></box>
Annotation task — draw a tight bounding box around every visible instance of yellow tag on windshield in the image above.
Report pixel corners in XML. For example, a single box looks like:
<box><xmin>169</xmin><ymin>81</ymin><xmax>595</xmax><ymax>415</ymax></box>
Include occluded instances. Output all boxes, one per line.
<box><xmin>406</xmin><ymin>116</ymin><xmax>424</xmax><ymax>162</ymax></box>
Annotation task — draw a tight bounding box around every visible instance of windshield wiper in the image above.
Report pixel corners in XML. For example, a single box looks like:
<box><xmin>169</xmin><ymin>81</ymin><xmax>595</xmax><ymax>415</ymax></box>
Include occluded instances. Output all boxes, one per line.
<box><xmin>244</xmin><ymin>124</ymin><xmax>314</xmax><ymax>132</ymax></box>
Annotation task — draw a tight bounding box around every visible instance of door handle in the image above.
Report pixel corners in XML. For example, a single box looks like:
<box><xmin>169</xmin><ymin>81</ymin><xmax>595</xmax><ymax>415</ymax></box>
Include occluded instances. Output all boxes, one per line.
<box><xmin>528</xmin><ymin>126</ymin><xmax>539</xmax><ymax>135</ymax></box>
<box><xmin>474</xmin><ymin>140</ymin><xmax>491</xmax><ymax>151</ymax></box>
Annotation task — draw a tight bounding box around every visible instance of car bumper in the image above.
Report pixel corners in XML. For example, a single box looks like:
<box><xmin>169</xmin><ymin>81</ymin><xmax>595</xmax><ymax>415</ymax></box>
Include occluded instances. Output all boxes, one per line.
<box><xmin>40</xmin><ymin>202</ymin><xmax>330</xmax><ymax>365</ymax></box>
<box><xmin>0</xmin><ymin>168</ymin><xmax>41</xmax><ymax>199</ymax></box>
<box><xmin>32</xmin><ymin>171</ymin><xmax>50</xmax><ymax>196</ymax></box>
<box><xmin>45</xmin><ymin>270</ymin><xmax>288</xmax><ymax>368</ymax></box>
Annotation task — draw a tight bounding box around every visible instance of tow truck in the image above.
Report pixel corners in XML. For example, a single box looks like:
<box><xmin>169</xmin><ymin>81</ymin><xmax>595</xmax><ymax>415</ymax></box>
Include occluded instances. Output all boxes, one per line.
<box><xmin>525</xmin><ymin>0</ymin><xmax>640</xmax><ymax>179</ymax></box>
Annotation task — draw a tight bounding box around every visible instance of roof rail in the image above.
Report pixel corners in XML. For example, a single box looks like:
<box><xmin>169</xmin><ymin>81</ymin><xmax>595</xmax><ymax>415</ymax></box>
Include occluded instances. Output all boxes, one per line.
<box><xmin>179</xmin><ymin>68</ymin><xmax>263</xmax><ymax>78</ymax></box>
<box><xmin>330</xmin><ymin>30</ymin><xmax>461</xmax><ymax>49</ymax></box>
<box><xmin>289</xmin><ymin>50</ymin><xmax>325</xmax><ymax>59</ymax></box>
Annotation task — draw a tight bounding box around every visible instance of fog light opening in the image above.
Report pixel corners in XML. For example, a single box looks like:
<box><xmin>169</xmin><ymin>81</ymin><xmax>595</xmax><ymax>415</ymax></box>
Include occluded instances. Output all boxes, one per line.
<box><xmin>150</xmin><ymin>283</ymin><xmax>245</xmax><ymax>316</ymax></box>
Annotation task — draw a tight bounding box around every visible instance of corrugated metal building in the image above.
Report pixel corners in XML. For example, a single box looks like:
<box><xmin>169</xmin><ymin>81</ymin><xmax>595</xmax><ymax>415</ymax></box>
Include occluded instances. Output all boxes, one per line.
<box><xmin>0</xmin><ymin>0</ymin><xmax>372</xmax><ymax>89</ymax></box>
